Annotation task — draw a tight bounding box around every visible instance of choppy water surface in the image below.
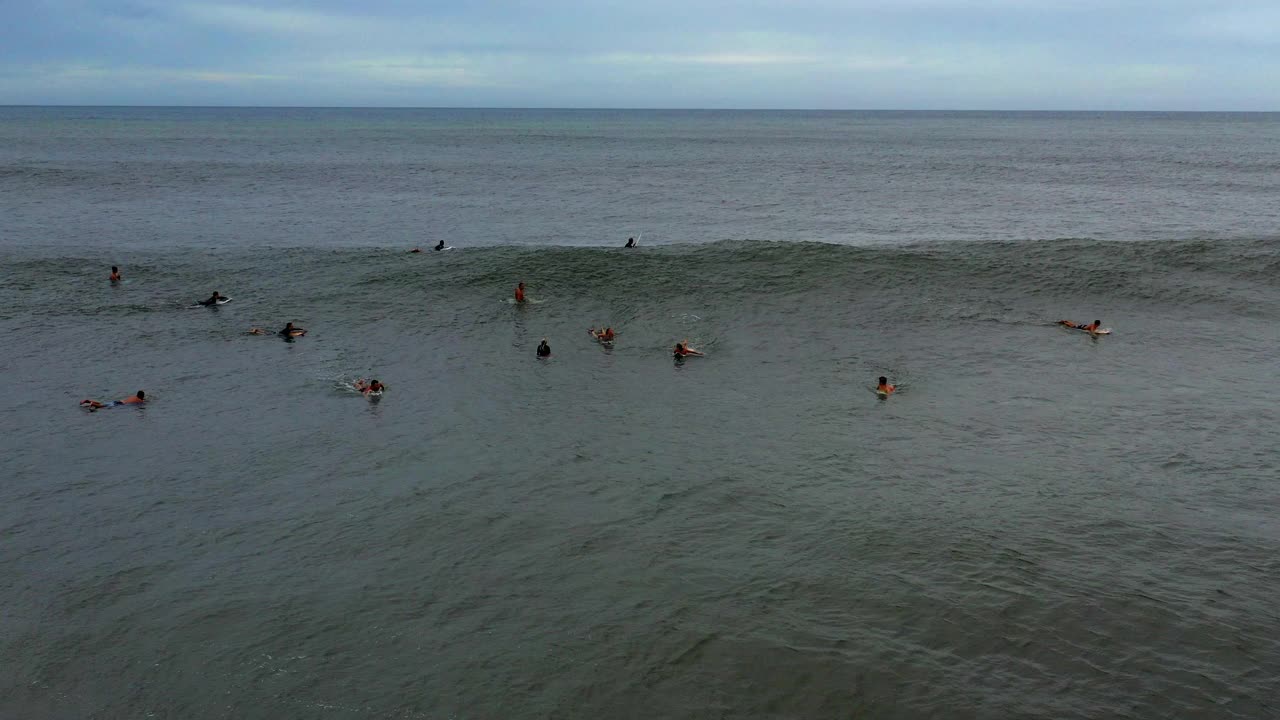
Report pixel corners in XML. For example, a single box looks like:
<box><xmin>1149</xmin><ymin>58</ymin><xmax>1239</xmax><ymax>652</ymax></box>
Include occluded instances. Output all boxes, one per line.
<box><xmin>2</xmin><ymin>109</ymin><xmax>1279</xmax><ymax>719</ymax></box>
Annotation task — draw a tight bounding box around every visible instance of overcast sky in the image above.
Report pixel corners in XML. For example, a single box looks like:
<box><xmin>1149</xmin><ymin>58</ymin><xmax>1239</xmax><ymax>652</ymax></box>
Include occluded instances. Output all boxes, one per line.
<box><xmin>2</xmin><ymin>0</ymin><xmax>1277</xmax><ymax>109</ymax></box>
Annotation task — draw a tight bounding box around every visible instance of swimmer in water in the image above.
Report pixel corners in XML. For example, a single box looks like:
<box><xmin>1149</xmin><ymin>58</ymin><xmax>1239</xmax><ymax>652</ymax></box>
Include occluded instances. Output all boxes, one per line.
<box><xmin>435</xmin><ymin>240</ymin><xmax>446</xmax><ymax>251</ymax></box>
<box><xmin>877</xmin><ymin>377</ymin><xmax>896</xmax><ymax>395</ymax></box>
<box><xmin>279</xmin><ymin>322</ymin><xmax>306</xmax><ymax>338</ymax></box>
<box><xmin>81</xmin><ymin>390</ymin><xmax>145</xmax><ymax>409</ymax></box>
<box><xmin>537</xmin><ymin>339</ymin><xmax>551</xmax><ymax>357</ymax></box>
<box><xmin>1058</xmin><ymin>319</ymin><xmax>1102</xmax><ymax>335</ymax></box>
<box><xmin>624</xmin><ymin>237</ymin><xmax>636</xmax><ymax>248</ymax></box>
<box><xmin>110</xmin><ymin>266</ymin><xmax>121</xmax><ymax>282</ymax></box>
<box><xmin>247</xmin><ymin>327</ymin><xmax>267</xmax><ymax>335</ymax></box>
<box><xmin>515</xmin><ymin>282</ymin><xmax>526</xmax><ymax>304</ymax></box>
<box><xmin>589</xmin><ymin>327</ymin><xmax>616</xmax><ymax>342</ymax></box>
<box><xmin>354</xmin><ymin>378</ymin><xmax>385</xmax><ymax>395</ymax></box>
<box><xmin>198</xmin><ymin>291</ymin><xmax>225</xmax><ymax>306</ymax></box>
<box><xmin>673</xmin><ymin>341</ymin><xmax>703</xmax><ymax>358</ymax></box>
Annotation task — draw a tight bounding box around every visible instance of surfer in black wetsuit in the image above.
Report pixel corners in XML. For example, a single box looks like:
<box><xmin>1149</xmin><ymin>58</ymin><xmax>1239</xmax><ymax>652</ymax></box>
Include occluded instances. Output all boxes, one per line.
<box><xmin>537</xmin><ymin>339</ymin><xmax>551</xmax><ymax>357</ymax></box>
<box><xmin>435</xmin><ymin>240</ymin><xmax>446</xmax><ymax>251</ymax></box>
<box><xmin>280</xmin><ymin>322</ymin><xmax>306</xmax><ymax>338</ymax></box>
<box><xmin>624</xmin><ymin>237</ymin><xmax>636</xmax><ymax>248</ymax></box>
<box><xmin>198</xmin><ymin>291</ymin><xmax>224</xmax><ymax>306</ymax></box>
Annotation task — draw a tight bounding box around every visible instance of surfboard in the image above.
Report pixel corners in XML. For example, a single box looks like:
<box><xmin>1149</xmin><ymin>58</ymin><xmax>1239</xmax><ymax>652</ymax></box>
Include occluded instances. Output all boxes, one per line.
<box><xmin>1063</xmin><ymin>326</ymin><xmax>1111</xmax><ymax>335</ymax></box>
<box><xmin>193</xmin><ymin>297</ymin><xmax>232</xmax><ymax>307</ymax></box>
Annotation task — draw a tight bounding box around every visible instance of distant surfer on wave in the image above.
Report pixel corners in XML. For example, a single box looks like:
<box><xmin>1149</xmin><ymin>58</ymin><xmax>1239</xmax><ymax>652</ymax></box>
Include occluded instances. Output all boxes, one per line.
<box><xmin>537</xmin><ymin>338</ymin><xmax>551</xmax><ymax>357</ymax></box>
<box><xmin>81</xmin><ymin>390</ymin><xmax>145</xmax><ymax>410</ymax></box>
<box><xmin>354</xmin><ymin>378</ymin><xmax>385</xmax><ymax>395</ymax></box>
<box><xmin>877</xmin><ymin>377</ymin><xmax>896</xmax><ymax>395</ymax></box>
<box><xmin>1058</xmin><ymin>319</ymin><xmax>1102</xmax><ymax>335</ymax></box>
<box><xmin>435</xmin><ymin>240</ymin><xmax>446</xmax><ymax>251</ymax></box>
<box><xmin>515</xmin><ymin>282</ymin><xmax>526</xmax><ymax>304</ymax></box>
<box><xmin>624</xmin><ymin>237</ymin><xmax>636</xmax><ymax>248</ymax></box>
<box><xmin>198</xmin><ymin>291</ymin><xmax>225</xmax><ymax>307</ymax></box>
<box><xmin>673</xmin><ymin>341</ymin><xmax>703</xmax><ymax>358</ymax></box>
<box><xmin>280</xmin><ymin>322</ymin><xmax>306</xmax><ymax>338</ymax></box>
<box><xmin>110</xmin><ymin>266</ymin><xmax>121</xmax><ymax>283</ymax></box>
<box><xmin>589</xmin><ymin>327</ymin><xmax>615</xmax><ymax>342</ymax></box>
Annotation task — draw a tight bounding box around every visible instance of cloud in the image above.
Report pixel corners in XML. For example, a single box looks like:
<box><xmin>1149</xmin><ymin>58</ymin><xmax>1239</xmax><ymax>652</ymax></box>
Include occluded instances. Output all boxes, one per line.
<box><xmin>0</xmin><ymin>0</ymin><xmax>1276</xmax><ymax>108</ymax></box>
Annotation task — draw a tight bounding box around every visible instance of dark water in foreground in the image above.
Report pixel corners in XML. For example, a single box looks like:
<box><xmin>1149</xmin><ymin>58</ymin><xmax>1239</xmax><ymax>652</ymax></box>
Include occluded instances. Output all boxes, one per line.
<box><xmin>2</xmin><ymin>109</ymin><xmax>1280</xmax><ymax>719</ymax></box>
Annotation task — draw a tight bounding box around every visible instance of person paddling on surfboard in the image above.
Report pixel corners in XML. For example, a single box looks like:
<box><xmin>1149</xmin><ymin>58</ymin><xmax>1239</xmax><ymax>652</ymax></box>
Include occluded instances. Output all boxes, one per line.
<box><xmin>1059</xmin><ymin>319</ymin><xmax>1102</xmax><ymax>335</ymax></box>
<box><xmin>435</xmin><ymin>240</ymin><xmax>446</xmax><ymax>251</ymax></box>
<box><xmin>354</xmin><ymin>378</ymin><xmax>385</xmax><ymax>395</ymax></box>
<box><xmin>877</xmin><ymin>377</ymin><xmax>896</xmax><ymax>395</ymax></box>
<box><xmin>81</xmin><ymin>390</ymin><xmax>145</xmax><ymax>410</ymax></box>
<box><xmin>279</xmin><ymin>322</ymin><xmax>306</xmax><ymax>338</ymax></box>
<box><xmin>110</xmin><ymin>266</ymin><xmax>121</xmax><ymax>282</ymax></box>
<box><xmin>589</xmin><ymin>327</ymin><xmax>616</xmax><ymax>342</ymax></box>
<box><xmin>537</xmin><ymin>338</ymin><xmax>551</xmax><ymax>357</ymax></box>
<box><xmin>515</xmin><ymin>282</ymin><xmax>526</xmax><ymax>304</ymax></box>
<box><xmin>674</xmin><ymin>341</ymin><xmax>703</xmax><ymax>358</ymax></box>
<box><xmin>198</xmin><ymin>291</ymin><xmax>225</xmax><ymax>307</ymax></box>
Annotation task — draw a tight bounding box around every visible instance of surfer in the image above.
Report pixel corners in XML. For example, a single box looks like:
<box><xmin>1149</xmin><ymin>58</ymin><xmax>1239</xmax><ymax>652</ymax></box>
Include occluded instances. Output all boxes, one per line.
<box><xmin>110</xmin><ymin>266</ymin><xmax>121</xmax><ymax>282</ymax></box>
<box><xmin>515</xmin><ymin>282</ymin><xmax>526</xmax><ymax>304</ymax></box>
<box><xmin>279</xmin><ymin>322</ymin><xmax>306</xmax><ymax>338</ymax></box>
<box><xmin>435</xmin><ymin>240</ymin><xmax>446</xmax><ymax>251</ymax></box>
<box><xmin>247</xmin><ymin>327</ymin><xmax>267</xmax><ymax>335</ymax></box>
<box><xmin>537</xmin><ymin>339</ymin><xmax>551</xmax><ymax>357</ymax></box>
<box><xmin>1059</xmin><ymin>319</ymin><xmax>1102</xmax><ymax>334</ymax></box>
<box><xmin>877</xmin><ymin>377</ymin><xmax>896</xmax><ymax>395</ymax></box>
<box><xmin>198</xmin><ymin>291</ymin><xmax>225</xmax><ymax>306</ymax></box>
<box><xmin>409</xmin><ymin>247</ymin><xmax>422</xmax><ymax>253</ymax></box>
<box><xmin>674</xmin><ymin>341</ymin><xmax>703</xmax><ymax>358</ymax></box>
<box><xmin>624</xmin><ymin>237</ymin><xmax>636</xmax><ymax>248</ymax></box>
<box><xmin>354</xmin><ymin>378</ymin><xmax>385</xmax><ymax>395</ymax></box>
<box><xmin>81</xmin><ymin>390</ymin><xmax>145</xmax><ymax>409</ymax></box>
<box><xmin>589</xmin><ymin>327</ymin><xmax>616</xmax><ymax>342</ymax></box>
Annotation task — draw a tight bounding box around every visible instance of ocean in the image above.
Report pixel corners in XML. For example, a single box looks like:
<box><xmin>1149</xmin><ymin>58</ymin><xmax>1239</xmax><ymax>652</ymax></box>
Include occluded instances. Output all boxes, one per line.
<box><xmin>2</xmin><ymin>108</ymin><xmax>1279</xmax><ymax>719</ymax></box>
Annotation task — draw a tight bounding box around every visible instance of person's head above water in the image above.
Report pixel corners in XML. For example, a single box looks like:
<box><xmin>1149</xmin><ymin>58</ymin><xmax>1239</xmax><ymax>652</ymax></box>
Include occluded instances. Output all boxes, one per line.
<box><xmin>112</xmin><ymin>266</ymin><xmax>119</xmax><ymax>273</ymax></box>
<box><xmin>135</xmin><ymin>390</ymin><xmax>145</xmax><ymax>399</ymax></box>
<box><xmin>879</xmin><ymin>376</ymin><xmax>888</xmax><ymax>385</ymax></box>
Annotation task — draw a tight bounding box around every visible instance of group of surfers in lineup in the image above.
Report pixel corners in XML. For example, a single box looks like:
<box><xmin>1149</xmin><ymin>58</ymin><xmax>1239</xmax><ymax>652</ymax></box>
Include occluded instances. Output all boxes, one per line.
<box><xmin>89</xmin><ymin>247</ymin><xmax>1105</xmax><ymax>407</ymax></box>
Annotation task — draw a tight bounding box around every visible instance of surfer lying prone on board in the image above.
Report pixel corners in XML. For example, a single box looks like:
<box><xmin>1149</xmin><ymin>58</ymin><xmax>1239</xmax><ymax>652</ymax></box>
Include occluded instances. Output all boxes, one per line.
<box><xmin>354</xmin><ymin>379</ymin><xmax>385</xmax><ymax>396</ymax></box>
<box><xmin>1058</xmin><ymin>319</ymin><xmax>1105</xmax><ymax>335</ymax></box>
<box><xmin>198</xmin><ymin>291</ymin><xmax>226</xmax><ymax>306</ymax></box>
<box><xmin>81</xmin><ymin>390</ymin><xmax>145</xmax><ymax>409</ymax></box>
<box><xmin>674</xmin><ymin>341</ymin><xmax>703</xmax><ymax>358</ymax></box>
<box><xmin>589</xmin><ymin>327</ymin><xmax>616</xmax><ymax>342</ymax></box>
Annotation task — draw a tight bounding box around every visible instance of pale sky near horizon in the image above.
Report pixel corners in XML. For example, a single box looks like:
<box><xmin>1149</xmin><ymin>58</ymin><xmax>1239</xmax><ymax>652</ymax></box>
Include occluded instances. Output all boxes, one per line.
<box><xmin>3</xmin><ymin>0</ymin><xmax>1278</xmax><ymax>109</ymax></box>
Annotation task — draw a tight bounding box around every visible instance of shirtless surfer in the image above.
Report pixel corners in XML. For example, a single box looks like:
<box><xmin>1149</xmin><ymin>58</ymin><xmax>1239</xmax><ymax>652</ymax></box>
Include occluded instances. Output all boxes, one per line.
<box><xmin>673</xmin><ymin>341</ymin><xmax>703</xmax><ymax>358</ymax></box>
<box><xmin>1058</xmin><ymin>319</ymin><xmax>1102</xmax><ymax>335</ymax></box>
<box><xmin>589</xmin><ymin>327</ymin><xmax>616</xmax><ymax>342</ymax></box>
<box><xmin>515</xmin><ymin>282</ymin><xmax>526</xmax><ymax>304</ymax></box>
<box><xmin>110</xmin><ymin>266</ymin><xmax>121</xmax><ymax>282</ymax></box>
<box><xmin>877</xmin><ymin>377</ymin><xmax>896</xmax><ymax>395</ymax></box>
<box><xmin>81</xmin><ymin>390</ymin><xmax>145</xmax><ymax>409</ymax></box>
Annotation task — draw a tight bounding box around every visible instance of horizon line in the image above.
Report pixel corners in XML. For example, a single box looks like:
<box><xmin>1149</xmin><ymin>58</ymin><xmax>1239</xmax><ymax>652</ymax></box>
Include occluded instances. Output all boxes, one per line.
<box><xmin>3</xmin><ymin>104</ymin><xmax>1279</xmax><ymax>114</ymax></box>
